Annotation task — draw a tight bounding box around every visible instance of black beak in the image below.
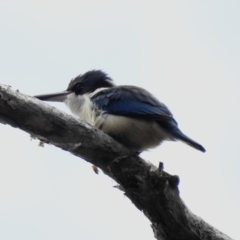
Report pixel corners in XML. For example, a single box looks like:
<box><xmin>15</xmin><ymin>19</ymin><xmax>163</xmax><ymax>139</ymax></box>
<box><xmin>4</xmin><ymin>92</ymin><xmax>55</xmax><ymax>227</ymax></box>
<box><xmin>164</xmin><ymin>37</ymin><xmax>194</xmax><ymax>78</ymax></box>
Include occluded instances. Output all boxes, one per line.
<box><xmin>34</xmin><ymin>91</ymin><xmax>71</xmax><ymax>102</ymax></box>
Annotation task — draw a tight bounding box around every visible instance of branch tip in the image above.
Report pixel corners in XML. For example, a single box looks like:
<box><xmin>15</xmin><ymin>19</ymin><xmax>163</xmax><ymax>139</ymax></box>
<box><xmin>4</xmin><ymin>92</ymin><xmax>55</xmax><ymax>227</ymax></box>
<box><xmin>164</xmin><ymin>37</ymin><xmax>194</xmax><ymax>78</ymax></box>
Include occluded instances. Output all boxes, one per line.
<box><xmin>168</xmin><ymin>175</ymin><xmax>180</xmax><ymax>188</ymax></box>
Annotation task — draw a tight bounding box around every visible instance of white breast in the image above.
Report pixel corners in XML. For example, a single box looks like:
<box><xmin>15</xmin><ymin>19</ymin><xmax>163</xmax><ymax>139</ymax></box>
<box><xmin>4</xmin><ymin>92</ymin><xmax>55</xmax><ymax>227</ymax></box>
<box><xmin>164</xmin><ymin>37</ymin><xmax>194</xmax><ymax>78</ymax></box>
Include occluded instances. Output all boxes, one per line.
<box><xmin>64</xmin><ymin>93</ymin><xmax>97</xmax><ymax>126</ymax></box>
<box><xmin>64</xmin><ymin>88</ymin><xmax>109</xmax><ymax>126</ymax></box>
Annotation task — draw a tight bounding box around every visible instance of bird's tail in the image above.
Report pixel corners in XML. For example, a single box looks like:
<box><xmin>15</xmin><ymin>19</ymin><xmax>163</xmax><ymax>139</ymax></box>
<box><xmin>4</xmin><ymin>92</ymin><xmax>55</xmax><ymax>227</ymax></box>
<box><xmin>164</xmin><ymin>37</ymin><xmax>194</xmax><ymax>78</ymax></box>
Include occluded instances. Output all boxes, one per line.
<box><xmin>171</xmin><ymin>128</ymin><xmax>206</xmax><ymax>152</ymax></box>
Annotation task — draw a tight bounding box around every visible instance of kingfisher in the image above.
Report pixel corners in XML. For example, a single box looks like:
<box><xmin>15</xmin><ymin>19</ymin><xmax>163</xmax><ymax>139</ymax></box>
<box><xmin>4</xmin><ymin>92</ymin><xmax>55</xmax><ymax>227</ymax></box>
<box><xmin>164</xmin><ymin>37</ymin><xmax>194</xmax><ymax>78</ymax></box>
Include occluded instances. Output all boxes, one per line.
<box><xmin>34</xmin><ymin>70</ymin><xmax>205</xmax><ymax>153</ymax></box>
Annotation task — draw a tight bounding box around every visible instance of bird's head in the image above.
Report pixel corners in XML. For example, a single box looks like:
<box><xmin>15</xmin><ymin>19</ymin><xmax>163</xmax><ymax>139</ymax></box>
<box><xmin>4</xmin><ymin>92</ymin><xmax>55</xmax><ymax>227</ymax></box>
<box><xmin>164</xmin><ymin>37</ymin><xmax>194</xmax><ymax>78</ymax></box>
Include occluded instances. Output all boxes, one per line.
<box><xmin>67</xmin><ymin>70</ymin><xmax>114</xmax><ymax>95</ymax></box>
<box><xmin>34</xmin><ymin>70</ymin><xmax>114</xmax><ymax>102</ymax></box>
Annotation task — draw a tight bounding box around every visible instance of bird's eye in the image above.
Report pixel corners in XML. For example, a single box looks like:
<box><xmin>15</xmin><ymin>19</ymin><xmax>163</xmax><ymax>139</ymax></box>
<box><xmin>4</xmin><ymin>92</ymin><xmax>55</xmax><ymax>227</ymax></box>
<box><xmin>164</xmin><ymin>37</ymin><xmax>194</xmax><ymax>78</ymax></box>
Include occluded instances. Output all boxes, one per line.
<box><xmin>75</xmin><ymin>83</ymin><xmax>83</xmax><ymax>90</ymax></box>
<box><xmin>73</xmin><ymin>82</ymin><xmax>84</xmax><ymax>95</ymax></box>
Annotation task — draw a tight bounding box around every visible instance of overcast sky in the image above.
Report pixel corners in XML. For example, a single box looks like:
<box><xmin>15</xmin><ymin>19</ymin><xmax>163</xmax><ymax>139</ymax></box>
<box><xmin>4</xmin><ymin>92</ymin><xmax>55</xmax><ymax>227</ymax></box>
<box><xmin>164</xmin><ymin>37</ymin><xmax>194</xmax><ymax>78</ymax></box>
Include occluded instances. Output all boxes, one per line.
<box><xmin>0</xmin><ymin>1</ymin><xmax>239</xmax><ymax>239</ymax></box>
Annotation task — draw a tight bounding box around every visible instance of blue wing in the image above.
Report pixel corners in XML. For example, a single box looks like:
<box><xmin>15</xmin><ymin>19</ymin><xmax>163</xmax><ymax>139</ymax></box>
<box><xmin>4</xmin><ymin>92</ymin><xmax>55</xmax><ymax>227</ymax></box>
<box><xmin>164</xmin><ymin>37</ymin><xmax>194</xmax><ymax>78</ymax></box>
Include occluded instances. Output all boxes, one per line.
<box><xmin>92</xmin><ymin>86</ymin><xmax>206</xmax><ymax>152</ymax></box>
<box><xmin>91</xmin><ymin>86</ymin><xmax>174</xmax><ymax>121</ymax></box>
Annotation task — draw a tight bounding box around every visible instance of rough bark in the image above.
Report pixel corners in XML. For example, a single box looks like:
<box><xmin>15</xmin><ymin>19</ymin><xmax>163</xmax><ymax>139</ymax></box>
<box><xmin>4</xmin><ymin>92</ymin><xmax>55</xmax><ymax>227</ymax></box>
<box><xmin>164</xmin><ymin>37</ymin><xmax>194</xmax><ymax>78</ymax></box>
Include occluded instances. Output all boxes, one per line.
<box><xmin>0</xmin><ymin>84</ymin><xmax>233</xmax><ymax>240</ymax></box>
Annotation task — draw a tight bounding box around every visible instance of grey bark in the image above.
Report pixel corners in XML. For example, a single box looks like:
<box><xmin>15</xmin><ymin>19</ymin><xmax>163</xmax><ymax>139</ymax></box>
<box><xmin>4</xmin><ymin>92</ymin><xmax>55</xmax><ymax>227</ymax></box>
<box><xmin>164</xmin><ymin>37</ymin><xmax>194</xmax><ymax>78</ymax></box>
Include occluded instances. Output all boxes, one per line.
<box><xmin>0</xmin><ymin>84</ymin><xmax>233</xmax><ymax>240</ymax></box>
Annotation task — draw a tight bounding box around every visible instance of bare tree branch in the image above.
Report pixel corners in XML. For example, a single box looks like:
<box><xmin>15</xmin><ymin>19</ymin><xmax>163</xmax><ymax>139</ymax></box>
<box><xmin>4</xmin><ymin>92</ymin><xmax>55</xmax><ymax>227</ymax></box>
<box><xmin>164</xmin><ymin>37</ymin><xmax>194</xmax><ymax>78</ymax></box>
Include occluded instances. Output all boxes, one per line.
<box><xmin>0</xmin><ymin>84</ymin><xmax>233</xmax><ymax>240</ymax></box>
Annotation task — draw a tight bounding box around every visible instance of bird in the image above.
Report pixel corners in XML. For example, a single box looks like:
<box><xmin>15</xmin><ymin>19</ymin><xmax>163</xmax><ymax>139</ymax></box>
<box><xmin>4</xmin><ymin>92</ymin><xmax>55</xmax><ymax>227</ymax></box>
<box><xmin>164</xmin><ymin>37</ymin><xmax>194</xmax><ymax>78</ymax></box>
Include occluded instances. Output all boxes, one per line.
<box><xmin>34</xmin><ymin>70</ymin><xmax>205</xmax><ymax>153</ymax></box>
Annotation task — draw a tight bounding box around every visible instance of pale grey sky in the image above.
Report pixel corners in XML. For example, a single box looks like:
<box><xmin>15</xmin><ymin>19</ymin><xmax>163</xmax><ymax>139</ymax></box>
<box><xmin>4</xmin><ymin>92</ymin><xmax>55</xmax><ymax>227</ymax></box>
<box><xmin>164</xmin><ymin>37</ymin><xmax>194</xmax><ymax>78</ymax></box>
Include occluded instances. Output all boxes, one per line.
<box><xmin>0</xmin><ymin>1</ymin><xmax>239</xmax><ymax>239</ymax></box>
